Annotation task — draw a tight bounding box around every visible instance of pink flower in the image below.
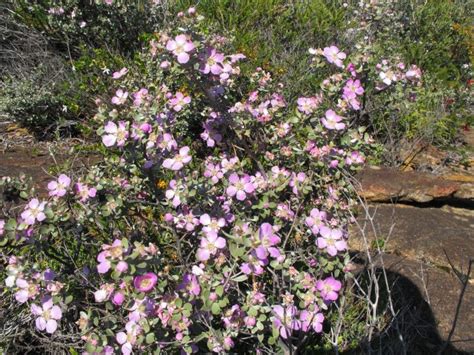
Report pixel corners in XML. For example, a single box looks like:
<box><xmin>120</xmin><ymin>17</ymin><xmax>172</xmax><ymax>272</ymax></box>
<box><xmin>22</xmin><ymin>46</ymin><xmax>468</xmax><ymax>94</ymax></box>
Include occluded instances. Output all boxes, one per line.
<box><xmin>111</xmin><ymin>89</ymin><xmax>128</xmax><ymax>105</ymax></box>
<box><xmin>169</xmin><ymin>92</ymin><xmax>191</xmax><ymax>112</ymax></box>
<box><xmin>316</xmin><ymin>277</ymin><xmax>342</xmax><ymax>302</ymax></box>
<box><xmin>406</xmin><ymin>65</ymin><xmax>422</xmax><ymax>81</ymax></box>
<box><xmin>226</xmin><ymin>173</ymin><xmax>255</xmax><ymax>201</ymax></box>
<box><xmin>272</xmin><ymin>305</ymin><xmax>301</xmax><ymax>339</ymax></box>
<box><xmin>305</xmin><ymin>208</ymin><xmax>327</xmax><ymax>235</ymax></box>
<box><xmin>297</xmin><ymin>96</ymin><xmax>321</xmax><ymax>114</ymax></box>
<box><xmin>323</xmin><ymin>46</ymin><xmax>346</xmax><ymax>68</ymax></box>
<box><xmin>196</xmin><ymin>233</ymin><xmax>226</xmax><ymax>261</ymax></box>
<box><xmin>21</xmin><ymin>199</ymin><xmax>46</xmax><ymax>225</ymax></box>
<box><xmin>300</xmin><ymin>310</ymin><xmax>324</xmax><ymax>333</ymax></box>
<box><xmin>162</xmin><ymin>146</ymin><xmax>192</xmax><ymax>171</ymax></box>
<box><xmin>75</xmin><ymin>183</ymin><xmax>97</xmax><ymax>202</ymax></box>
<box><xmin>253</xmin><ymin>223</ymin><xmax>281</xmax><ymax>261</ymax></box>
<box><xmin>0</xmin><ymin>219</ymin><xmax>5</xmax><ymax>235</ymax></box>
<box><xmin>116</xmin><ymin>321</ymin><xmax>141</xmax><ymax>355</ymax></box>
<box><xmin>201</xmin><ymin>121</ymin><xmax>222</xmax><ymax>147</ymax></box>
<box><xmin>133</xmin><ymin>272</ymin><xmax>158</xmax><ymax>293</ymax></box>
<box><xmin>157</xmin><ymin>132</ymin><xmax>177</xmax><ymax>151</ymax></box>
<box><xmin>132</xmin><ymin>88</ymin><xmax>148</xmax><ymax>106</ymax></box>
<box><xmin>200</xmin><ymin>48</ymin><xmax>225</xmax><ymax>75</ymax></box>
<box><xmin>112</xmin><ymin>67</ymin><xmax>128</xmax><ymax>79</ymax></box>
<box><xmin>165</xmin><ymin>179</ymin><xmax>182</xmax><ymax>207</ymax></box>
<box><xmin>203</xmin><ymin>163</ymin><xmax>224</xmax><ymax>184</ymax></box>
<box><xmin>289</xmin><ymin>172</ymin><xmax>306</xmax><ymax>195</ymax></box>
<box><xmin>102</xmin><ymin>121</ymin><xmax>129</xmax><ymax>147</ymax></box>
<box><xmin>178</xmin><ymin>273</ymin><xmax>200</xmax><ymax>296</ymax></box>
<box><xmin>316</xmin><ymin>226</ymin><xmax>347</xmax><ymax>256</ymax></box>
<box><xmin>342</xmin><ymin>79</ymin><xmax>364</xmax><ymax>109</ymax></box>
<box><xmin>321</xmin><ymin>110</ymin><xmax>345</xmax><ymax>130</ymax></box>
<box><xmin>379</xmin><ymin>70</ymin><xmax>397</xmax><ymax>86</ymax></box>
<box><xmin>345</xmin><ymin>151</ymin><xmax>365</xmax><ymax>165</ymax></box>
<box><xmin>47</xmin><ymin>174</ymin><xmax>71</xmax><ymax>197</ymax></box>
<box><xmin>275</xmin><ymin>203</ymin><xmax>295</xmax><ymax>221</ymax></box>
<box><xmin>175</xmin><ymin>209</ymin><xmax>200</xmax><ymax>232</ymax></box>
<box><xmin>15</xmin><ymin>278</ymin><xmax>38</xmax><ymax>303</ymax></box>
<box><xmin>112</xmin><ymin>291</ymin><xmax>125</xmax><ymax>306</ymax></box>
<box><xmin>31</xmin><ymin>297</ymin><xmax>62</xmax><ymax>334</ymax></box>
<box><xmin>200</xmin><ymin>214</ymin><xmax>226</xmax><ymax>237</ymax></box>
<box><xmin>166</xmin><ymin>34</ymin><xmax>195</xmax><ymax>64</ymax></box>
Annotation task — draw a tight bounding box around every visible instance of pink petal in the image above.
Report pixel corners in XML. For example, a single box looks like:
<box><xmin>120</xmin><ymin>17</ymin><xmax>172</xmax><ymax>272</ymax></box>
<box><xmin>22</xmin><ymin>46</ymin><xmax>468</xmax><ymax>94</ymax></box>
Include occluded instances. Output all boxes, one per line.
<box><xmin>226</xmin><ymin>186</ymin><xmax>237</xmax><ymax>197</ymax></box>
<box><xmin>199</xmin><ymin>214</ymin><xmax>211</xmax><ymax>225</ymax></box>
<box><xmin>116</xmin><ymin>331</ymin><xmax>127</xmax><ymax>345</ymax></box>
<box><xmin>196</xmin><ymin>248</ymin><xmax>210</xmax><ymax>261</ymax></box>
<box><xmin>177</xmin><ymin>52</ymin><xmax>190</xmax><ymax>64</ymax></box>
<box><xmin>36</xmin><ymin>317</ymin><xmax>47</xmax><ymax>331</ymax></box>
<box><xmin>51</xmin><ymin>305</ymin><xmax>62</xmax><ymax>319</ymax></box>
<box><xmin>236</xmin><ymin>190</ymin><xmax>246</xmax><ymax>201</ymax></box>
<box><xmin>214</xmin><ymin>237</ymin><xmax>226</xmax><ymax>249</ymax></box>
<box><xmin>102</xmin><ymin>134</ymin><xmax>117</xmax><ymax>147</ymax></box>
<box><xmin>46</xmin><ymin>319</ymin><xmax>58</xmax><ymax>333</ymax></box>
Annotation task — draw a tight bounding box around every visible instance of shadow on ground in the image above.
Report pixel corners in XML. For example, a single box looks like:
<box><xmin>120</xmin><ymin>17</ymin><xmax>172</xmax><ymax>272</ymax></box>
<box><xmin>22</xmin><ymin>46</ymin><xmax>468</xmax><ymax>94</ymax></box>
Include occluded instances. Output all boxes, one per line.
<box><xmin>343</xmin><ymin>264</ymin><xmax>473</xmax><ymax>355</ymax></box>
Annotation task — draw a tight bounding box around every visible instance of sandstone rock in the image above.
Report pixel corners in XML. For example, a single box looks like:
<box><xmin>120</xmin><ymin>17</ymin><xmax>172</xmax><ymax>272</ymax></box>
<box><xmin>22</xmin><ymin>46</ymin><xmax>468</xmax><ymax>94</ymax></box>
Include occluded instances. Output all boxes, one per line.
<box><xmin>356</xmin><ymin>166</ymin><xmax>471</xmax><ymax>203</ymax></box>
<box><xmin>349</xmin><ymin>204</ymin><xmax>474</xmax><ymax>274</ymax></box>
<box><xmin>454</xmin><ymin>183</ymin><xmax>474</xmax><ymax>200</ymax></box>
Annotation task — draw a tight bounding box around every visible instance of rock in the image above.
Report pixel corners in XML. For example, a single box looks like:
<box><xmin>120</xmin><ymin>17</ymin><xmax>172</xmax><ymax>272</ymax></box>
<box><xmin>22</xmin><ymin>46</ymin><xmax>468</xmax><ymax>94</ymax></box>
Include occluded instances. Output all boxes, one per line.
<box><xmin>356</xmin><ymin>166</ymin><xmax>472</xmax><ymax>203</ymax></box>
<box><xmin>349</xmin><ymin>204</ymin><xmax>474</xmax><ymax>274</ymax></box>
<box><xmin>454</xmin><ymin>183</ymin><xmax>474</xmax><ymax>200</ymax></box>
<box><xmin>354</xmin><ymin>253</ymin><xmax>474</xmax><ymax>352</ymax></box>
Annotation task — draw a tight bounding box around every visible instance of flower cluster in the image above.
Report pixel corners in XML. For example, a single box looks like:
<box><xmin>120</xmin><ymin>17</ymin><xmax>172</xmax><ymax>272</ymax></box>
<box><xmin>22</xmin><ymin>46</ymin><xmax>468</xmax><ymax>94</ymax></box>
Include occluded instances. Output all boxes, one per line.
<box><xmin>0</xmin><ymin>9</ymin><xmax>372</xmax><ymax>354</ymax></box>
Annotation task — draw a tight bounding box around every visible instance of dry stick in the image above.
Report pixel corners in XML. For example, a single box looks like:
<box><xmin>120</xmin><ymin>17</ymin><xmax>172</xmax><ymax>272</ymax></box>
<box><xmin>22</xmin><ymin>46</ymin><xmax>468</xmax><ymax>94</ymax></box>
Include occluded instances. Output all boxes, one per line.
<box><xmin>437</xmin><ymin>253</ymin><xmax>473</xmax><ymax>355</ymax></box>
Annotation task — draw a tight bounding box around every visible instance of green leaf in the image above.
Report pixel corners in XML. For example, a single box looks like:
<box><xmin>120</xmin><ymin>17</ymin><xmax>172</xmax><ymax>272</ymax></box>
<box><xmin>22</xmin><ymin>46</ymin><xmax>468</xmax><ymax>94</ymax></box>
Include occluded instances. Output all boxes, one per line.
<box><xmin>146</xmin><ymin>333</ymin><xmax>155</xmax><ymax>344</ymax></box>
<box><xmin>64</xmin><ymin>295</ymin><xmax>73</xmax><ymax>304</ymax></box>
<box><xmin>215</xmin><ymin>285</ymin><xmax>224</xmax><ymax>297</ymax></box>
<box><xmin>232</xmin><ymin>274</ymin><xmax>248</xmax><ymax>282</ymax></box>
<box><xmin>211</xmin><ymin>303</ymin><xmax>221</xmax><ymax>315</ymax></box>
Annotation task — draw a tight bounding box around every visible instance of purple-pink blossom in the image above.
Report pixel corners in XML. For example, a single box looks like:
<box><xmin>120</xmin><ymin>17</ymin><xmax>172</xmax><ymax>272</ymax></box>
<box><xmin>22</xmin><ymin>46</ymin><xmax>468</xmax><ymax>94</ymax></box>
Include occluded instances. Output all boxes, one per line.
<box><xmin>297</xmin><ymin>96</ymin><xmax>321</xmax><ymax>114</ymax></box>
<box><xmin>226</xmin><ymin>173</ymin><xmax>255</xmax><ymax>201</ymax></box>
<box><xmin>178</xmin><ymin>273</ymin><xmax>201</xmax><ymax>296</ymax></box>
<box><xmin>200</xmin><ymin>47</ymin><xmax>225</xmax><ymax>75</ymax></box>
<box><xmin>165</xmin><ymin>179</ymin><xmax>183</xmax><ymax>207</ymax></box>
<box><xmin>300</xmin><ymin>309</ymin><xmax>324</xmax><ymax>333</ymax></box>
<box><xmin>15</xmin><ymin>278</ymin><xmax>38</xmax><ymax>303</ymax></box>
<box><xmin>316</xmin><ymin>226</ymin><xmax>347</xmax><ymax>256</ymax></box>
<box><xmin>112</xmin><ymin>67</ymin><xmax>128</xmax><ymax>79</ymax></box>
<box><xmin>169</xmin><ymin>92</ymin><xmax>191</xmax><ymax>112</ymax></box>
<box><xmin>133</xmin><ymin>272</ymin><xmax>158</xmax><ymax>293</ymax></box>
<box><xmin>203</xmin><ymin>163</ymin><xmax>224</xmax><ymax>184</ymax></box>
<box><xmin>316</xmin><ymin>276</ymin><xmax>342</xmax><ymax>302</ymax></box>
<box><xmin>196</xmin><ymin>233</ymin><xmax>226</xmax><ymax>261</ymax></box>
<box><xmin>21</xmin><ymin>199</ymin><xmax>46</xmax><ymax>225</ymax></box>
<box><xmin>116</xmin><ymin>321</ymin><xmax>141</xmax><ymax>355</ymax></box>
<box><xmin>31</xmin><ymin>297</ymin><xmax>62</xmax><ymax>334</ymax></box>
<box><xmin>272</xmin><ymin>305</ymin><xmax>301</xmax><ymax>339</ymax></box>
<box><xmin>254</xmin><ymin>223</ymin><xmax>281</xmax><ymax>261</ymax></box>
<box><xmin>102</xmin><ymin>121</ymin><xmax>129</xmax><ymax>147</ymax></box>
<box><xmin>323</xmin><ymin>46</ymin><xmax>346</xmax><ymax>68</ymax></box>
<box><xmin>321</xmin><ymin>110</ymin><xmax>345</xmax><ymax>130</ymax></box>
<box><xmin>200</xmin><ymin>214</ymin><xmax>226</xmax><ymax>237</ymax></box>
<box><xmin>162</xmin><ymin>146</ymin><xmax>192</xmax><ymax>171</ymax></box>
<box><xmin>75</xmin><ymin>183</ymin><xmax>97</xmax><ymax>202</ymax></box>
<box><xmin>47</xmin><ymin>174</ymin><xmax>71</xmax><ymax>197</ymax></box>
<box><xmin>166</xmin><ymin>34</ymin><xmax>195</xmax><ymax>64</ymax></box>
<box><xmin>111</xmin><ymin>89</ymin><xmax>128</xmax><ymax>105</ymax></box>
<box><xmin>305</xmin><ymin>208</ymin><xmax>327</xmax><ymax>235</ymax></box>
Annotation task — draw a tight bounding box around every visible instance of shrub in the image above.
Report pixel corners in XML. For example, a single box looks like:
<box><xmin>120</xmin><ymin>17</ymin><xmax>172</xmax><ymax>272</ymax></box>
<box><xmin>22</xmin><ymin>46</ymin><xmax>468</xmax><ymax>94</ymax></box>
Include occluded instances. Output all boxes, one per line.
<box><xmin>0</xmin><ymin>10</ymin><xmax>376</xmax><ymax>353</ymax></box>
